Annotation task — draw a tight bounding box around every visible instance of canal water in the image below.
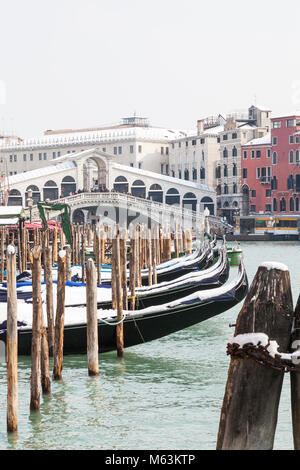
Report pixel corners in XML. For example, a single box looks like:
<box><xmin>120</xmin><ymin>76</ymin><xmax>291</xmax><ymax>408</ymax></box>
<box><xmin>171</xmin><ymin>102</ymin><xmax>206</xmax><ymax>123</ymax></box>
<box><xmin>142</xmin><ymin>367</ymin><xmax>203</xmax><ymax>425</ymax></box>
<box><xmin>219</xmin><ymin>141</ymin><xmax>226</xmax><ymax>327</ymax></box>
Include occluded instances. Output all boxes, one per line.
<box><xmin>0</xmin><ymin>241</ymin><xmax>298</xmax><ymax>450</ymax></box>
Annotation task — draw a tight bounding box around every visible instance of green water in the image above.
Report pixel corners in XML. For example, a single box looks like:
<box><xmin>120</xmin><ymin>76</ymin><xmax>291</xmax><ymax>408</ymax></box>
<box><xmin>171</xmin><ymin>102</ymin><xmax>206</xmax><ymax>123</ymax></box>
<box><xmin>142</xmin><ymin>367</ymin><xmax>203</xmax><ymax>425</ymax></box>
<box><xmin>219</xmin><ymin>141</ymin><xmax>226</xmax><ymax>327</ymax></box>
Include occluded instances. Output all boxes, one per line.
<box><xmin>0</xmin><ymin>241</ymin><xmax>299</xmax><ymax>450</ymax></box>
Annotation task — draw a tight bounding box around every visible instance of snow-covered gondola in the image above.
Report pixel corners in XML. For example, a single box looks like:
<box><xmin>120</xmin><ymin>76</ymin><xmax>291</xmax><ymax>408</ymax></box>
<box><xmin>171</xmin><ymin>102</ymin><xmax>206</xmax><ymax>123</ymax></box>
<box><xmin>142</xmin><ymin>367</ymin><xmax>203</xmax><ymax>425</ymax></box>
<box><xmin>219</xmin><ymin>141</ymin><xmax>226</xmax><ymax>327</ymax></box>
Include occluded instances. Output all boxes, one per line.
<box><xmin>0</xmin><ymin>258</ymin><xmax>248</xmax><ymax>355</ymax></box>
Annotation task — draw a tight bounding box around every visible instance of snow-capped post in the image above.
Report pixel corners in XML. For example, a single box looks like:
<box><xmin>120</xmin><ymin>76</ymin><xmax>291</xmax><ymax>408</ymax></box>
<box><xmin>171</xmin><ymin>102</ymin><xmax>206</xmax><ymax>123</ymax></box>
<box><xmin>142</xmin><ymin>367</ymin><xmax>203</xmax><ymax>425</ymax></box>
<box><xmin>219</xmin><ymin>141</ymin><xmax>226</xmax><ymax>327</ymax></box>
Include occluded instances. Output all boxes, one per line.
<box><xmin>147</xmin><ymin>228</ymin><xmax>152</xmax><ymax>287</ymax></box>
<box><xmin>53</xmin><ymin>249</ymin><xmax>66</xmax><ymax>380</ymax></box>
<box><xmin>290</xmin><ymin>294</ymin><xmax>300</xmax><ymax>449</ymax></box>
<box><xmin>151</xmin><ymin>230</ymin><xmax>157</xmax><ymax>285</ymax></box>
<box><xmin>6</xmin><ymin>245</ymin><xmax>18</xmax><ymax>432</ymax></box>
<box><xmin>52</xmin><ymin>227</ymin><xmax>58</xmax><ymax>265</ymax></box>
<box><xmin>44</xmin><ymin>246</ymin><xmax>54</xmax><ymax>356</ymax></box>
<box><xmin>30</xmin><ymin>246</ymin><xmax>43</xmax><ymax>411</ymax></box>
<box><xmin>86</xmin><ymin>258</ymin><xmax>99</xmax><ymax>376</ymax></box>
<box><xmin>95</xmin><ymin>230</ymin><xmax>101</xmax><ymax>285</ymax></box>
<box><xmin>217</xmin><ymin>262</ymin><xmax>293</xmax><ymax>450</ymax></box>
<box><xmin>112</xmin><ymin>230</ymin><xmax>124</xmax><ymax>357</ymax></box>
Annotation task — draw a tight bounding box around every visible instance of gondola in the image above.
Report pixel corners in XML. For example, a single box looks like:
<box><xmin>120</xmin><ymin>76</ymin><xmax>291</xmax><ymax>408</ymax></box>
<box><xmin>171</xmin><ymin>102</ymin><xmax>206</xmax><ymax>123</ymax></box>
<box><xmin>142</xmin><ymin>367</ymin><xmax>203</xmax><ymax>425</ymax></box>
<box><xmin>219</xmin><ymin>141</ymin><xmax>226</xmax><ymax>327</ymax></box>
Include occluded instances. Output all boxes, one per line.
<box><xmin>60</xmin><ymin>247</ymin><xmax>229</xmax><ymax>310</ymax></box>
<box><xmin>0</xmin><ymin>258</ymin><xmax>248</xmax><ymax>355</ymax></box>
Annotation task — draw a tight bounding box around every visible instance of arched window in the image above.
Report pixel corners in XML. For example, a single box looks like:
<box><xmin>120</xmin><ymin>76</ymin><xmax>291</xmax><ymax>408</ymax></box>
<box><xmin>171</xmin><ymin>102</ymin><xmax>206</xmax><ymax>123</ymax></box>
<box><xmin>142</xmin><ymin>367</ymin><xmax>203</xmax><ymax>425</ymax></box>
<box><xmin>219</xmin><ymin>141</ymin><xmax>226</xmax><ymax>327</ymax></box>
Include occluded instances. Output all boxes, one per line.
<box><xmin>224</xmin><ymin>165</ymin><xmax>228</xmax><ymax>177</ymax></box>
<box><xmin>148</xmin><ymin>184</ymin><xmax>163</xmax><ymax>203</ymax></box>
<box><xmin>233</xmin><ymin>163</ymin><xmax>237</xmax><ymax>176</ymax></box>
<box><xmin>216</xmin><ymin>185</ymin><xmax>221</xmax><ymax>195</ymax></box>
<box><xmin>290</xmin><ymin>197</ymin><xmax>294</xmax><ymax>212</ymax></box>
<box><xmin>271</xmin><ymin>176</ymin><xmax>278</xmax><ymax>190</ymax></box>
<box><xmin>114</xmin><ymin>176</ymin><xmax>129</xmax><ymax>193</ymax></box>
<box><xmin>7</xmin><ymin>189</ymin><xmax>22</xmax><ymax>206</ymax></box>
<box><xmin>233</xmin><ymin>183</ymin><xmax>237</xmax><ymax>194</ymax></box>
<box><xmin>224</xmin><ymin>184</ymin><xmax>228</xmax><ymax>194</ymax></box>
<box><xmin>273</xmin><ymin>198</ymin><xmax>277</xmax><ymax>212</ymax></box>
<box><xmin>184</xmin><ymin>169</ymin><xmax>189</xmax><ymax>181</ymax></box>
<box><xmin>296</xmin><ymin>198</ymin><xmax>299</xmax><ymax>211</ymax></box>
<box><xmin>296</xmin><ymin>175</ymin><xmax>300</xmax><ymax>192</ymax></box>
<box><xmin>200</xmin><ymin>196</ymin><xmax>214</xmax><ymax>215</ymax></box>
<box><xmin>296</xmin><ymin>150</ymin><xmax>300</xmax><ymax>163</ymax></box>
<box><xmin>280</xmin><ymin>197</ymin><xmax>286</xmax><ymax>212</ymax></box>
<box><xmin>44</xmin><ymin>180</ymin><xmax>59</xmax><ymax>200</ymax></box>
<box><xmin>200</xmin><ymin>167</ymin><xmax>205</xmax><ymax>179</ymax></box>
<box><xmin>182</xmin><ymin>192</ymin><xmax>197</xmax><ymax>211</ymax></box>
<box><xmin>61</xmin><ymin>175</ymin><xmax>76</xmax><ymax>197</ymax></box>
<box><xmin>166</xmin><ymin>188</ymin><xmax>180</xmax><ymax>205</ymax></box>
<box><xmin>287</xmin><ymin>175</ymin><xmax>294</xmax><ymax>190</ymax></box>
<box><xmin>192</xmin><ymin>168</ymin><xmax>197</xmax><ymax>180</ymax></box>
<box><xmin>131</xmin><ymin>180</ymin><xmax>146</xmax><ymax>199</ymax></box>
<box><xmin>25</xmin><ymin>185</ymin><xmax>40</xmax><ymax>206</ymax></box>
<box><xmin>223</xmin><ymin>201</ymin><xmax>229</xmax><ymax>208</ymax></box>
<box><xmin>272</xmin><ymin>152</ymin><xmax>277</xmax><ymax>164</ymax></box>
<box><xmin>290</xmin><ymin>150</ymin><xmax>294</xmax><ymax>164</ymax></box>
<box><xmin>232</xmin><ymin>146</ymin><xmax>237</xmax><ymax>157</ymax></box>
<box><xmin>223</xmin><ymin>148</ymin><xmax>228</xmax><ymax>158</ymax></box>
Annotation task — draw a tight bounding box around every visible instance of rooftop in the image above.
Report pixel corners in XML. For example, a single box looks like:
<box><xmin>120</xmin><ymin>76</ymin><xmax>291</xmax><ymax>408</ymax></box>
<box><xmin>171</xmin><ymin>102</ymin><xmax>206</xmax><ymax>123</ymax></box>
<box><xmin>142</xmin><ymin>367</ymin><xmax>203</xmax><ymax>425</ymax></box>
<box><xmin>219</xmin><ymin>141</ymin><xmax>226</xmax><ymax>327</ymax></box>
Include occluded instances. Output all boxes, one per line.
<box><xmin>243</xmin><ymin>133</ymin><xmax>271</xmax><ymax>147</ymax></box>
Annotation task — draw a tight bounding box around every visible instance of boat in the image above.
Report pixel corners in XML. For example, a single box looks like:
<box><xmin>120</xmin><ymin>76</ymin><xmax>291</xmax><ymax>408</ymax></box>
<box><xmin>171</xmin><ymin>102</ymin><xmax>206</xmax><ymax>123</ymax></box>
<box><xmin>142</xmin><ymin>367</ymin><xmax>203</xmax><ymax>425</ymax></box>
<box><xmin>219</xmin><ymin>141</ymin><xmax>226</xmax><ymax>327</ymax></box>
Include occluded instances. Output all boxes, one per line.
<box><xmin>59</xmin><ymin>246</ymin><xmax>229</xmax><ymax>309</ymax></box>
<box><xmin>0</xmin><ymin>258</ymin><xmax>248</xmax><ymax>355</ymax></box>
<box><xmin>226</xmin><ymin>244</ymin><xmax>243</xmax><ymax>266</ymax></box>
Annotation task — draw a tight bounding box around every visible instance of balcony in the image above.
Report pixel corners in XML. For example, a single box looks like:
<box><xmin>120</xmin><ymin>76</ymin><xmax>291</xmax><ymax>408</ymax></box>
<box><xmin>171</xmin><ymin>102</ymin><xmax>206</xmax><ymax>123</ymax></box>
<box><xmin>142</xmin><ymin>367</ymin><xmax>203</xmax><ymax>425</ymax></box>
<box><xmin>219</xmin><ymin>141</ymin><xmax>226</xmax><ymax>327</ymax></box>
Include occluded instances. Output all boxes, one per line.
<box><xmin>260</xmin><ymin>176</ymin><xmax>271</xmax><ymax>184</ymax></box>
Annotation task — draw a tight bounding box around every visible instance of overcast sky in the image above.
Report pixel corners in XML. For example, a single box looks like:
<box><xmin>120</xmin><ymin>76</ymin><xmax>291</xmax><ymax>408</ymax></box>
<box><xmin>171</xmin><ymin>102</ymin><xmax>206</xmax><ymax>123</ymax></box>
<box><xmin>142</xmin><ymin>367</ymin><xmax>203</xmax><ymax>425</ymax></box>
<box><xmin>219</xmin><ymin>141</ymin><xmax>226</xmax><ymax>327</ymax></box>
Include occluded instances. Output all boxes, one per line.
<box><xmin>1</xmin><ymin>0</ymin><xmax>300</xmax><ymax>137</ymax></box>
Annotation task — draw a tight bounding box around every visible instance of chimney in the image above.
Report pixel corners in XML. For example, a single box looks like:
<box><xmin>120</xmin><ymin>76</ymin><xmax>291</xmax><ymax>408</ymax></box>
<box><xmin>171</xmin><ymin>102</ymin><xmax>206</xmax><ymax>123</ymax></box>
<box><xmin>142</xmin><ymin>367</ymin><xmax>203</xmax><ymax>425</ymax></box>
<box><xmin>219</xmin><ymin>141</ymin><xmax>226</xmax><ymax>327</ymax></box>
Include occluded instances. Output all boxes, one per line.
<box><xmin>197</xmin><ymin>119</ymin><xmax>204</xmax><ymax>135</ymax></box>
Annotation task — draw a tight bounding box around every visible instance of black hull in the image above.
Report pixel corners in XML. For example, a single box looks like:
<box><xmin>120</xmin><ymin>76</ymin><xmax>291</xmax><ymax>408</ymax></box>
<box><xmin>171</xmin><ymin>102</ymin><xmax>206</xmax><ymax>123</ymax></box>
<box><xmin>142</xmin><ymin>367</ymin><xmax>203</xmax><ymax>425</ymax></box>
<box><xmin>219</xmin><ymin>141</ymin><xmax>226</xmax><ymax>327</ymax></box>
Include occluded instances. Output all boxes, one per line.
<box><xmin>0</xmin><ymin>261</ymin><xmax>248</xmax><ymax>356</ymax></box>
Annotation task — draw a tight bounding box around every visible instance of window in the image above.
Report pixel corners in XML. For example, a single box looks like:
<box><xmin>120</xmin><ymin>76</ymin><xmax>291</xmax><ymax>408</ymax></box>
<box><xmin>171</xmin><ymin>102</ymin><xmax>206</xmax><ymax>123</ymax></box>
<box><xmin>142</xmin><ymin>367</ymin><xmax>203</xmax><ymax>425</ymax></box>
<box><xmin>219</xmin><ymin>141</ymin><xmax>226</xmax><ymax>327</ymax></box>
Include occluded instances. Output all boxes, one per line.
<box><xmin>233</xmin><ymin>183</ymin><xmax>237</xmax><ymax>194</ymax></box>
<box><xmin>265</xmin><ymin>204</ymin><xmax>271</xmax><ymax>212</ymax></box>
<box><xmin>185</xmin><ymin>141</ymin><xmax>188</xmax><ymax>147</ymax></box>
<box><xmin>130</xmin><ymin>145</ymin><xmax>134</xmax><ymax>153</ymax></box>
<box><xmin>43</xmin><ymin>153</ymin><xmax>47</xmax><ymax>160</ymax></box>
<box><xmin>273</xmin><ymin>198</ymin><xmax>277</xmax><ymax>211</ymax></box>
<box><xmin>243</xmin><ymin>151</ymin><xmax>247</xmax><ymax>159</ymax></box>
<box><xmin>256</xmin><ymin>150</ymin><xmax>261</xmax><ymax>159</ymax></box>
<box><xmin>102</xmin><ymin>147</ymin><xmax>106</xmax><ymax>152</ymax></box>
<box><xmin>251</xmin><ymin>150</ymin><xmax>255</xmax><ymax>159</ymax></box>
<box><xmin>166</xmin><ymin>147</ymin><xmax>169</xmax><ymax>155</ymax></box>
<box><xmin>30</xmin><ymin>153</ymin><xmax>33</xmax><ymax>161</ymax></box>
<box><xmin>296</xmin><ymin>137</ymin><xmax>300</xmax><ymax>144</ymax></box>
<box><xmin>223</xmin><ymin>148</ymin><xmax>228</xmax><ymax>158</ymax></box>
<box><xmin>290</xmin><ymin>198</ymin><xmax>295</xmax><ymax>211</ymax></box>
<box><xmin>223</xmin><ymin>165</ymin><xmax>228</xmax><ymax>177</ymax></box>
<box><xmin>57</xmin><ymin>152</ymin><xmax>61</xmax><ymax>157</ymax></box>
<box><xmin>23</xmin><ymin>154</ymin><xmax>26</xmax><ymax>161</ymax></box>
<box><xmin>266</xmin><ymin>189</ymin><xmax>271</xmax><ymax>197</ymax></box>
<box><xmin>200</xmin><ymin>167</ymin><xmax>205</xmax><ymax>179</ymax></box>
<box><xmin>193</xmin><ymin>168</ymin><xmax>197</xmax><ymax>180</ymax></box>
<box><xmin>39</xmin><ymin>153</ymin><xmax>42</xmax><ymax>160</ymax></box>
<box><xmin>192</xmin><ymin>140</ymin><xmax>196</xmax><ymax>146</ymax></box>
<box><xmin>267</xmin><ymin>149</ymin><xmax>271</xmax><ymax>158</ymax></box>
<box><xmin>290</xmin><ymin>135</ymin><xmax>294</xmax><ymax>144</ymax></box>
<box><xmin>178</xmin><ymin>142</ymin><xmax>181</xmax><ymax>148</ymax></box>
<box><xmin>200</xmin><ymin>138</ymin><xmax>205</xmax><ymax>144</ymax></box>
<box><xmin>297</xmin><ymin>150</ymin><xmax>300</xmax><ymax>162</ymax></box>
<box><xmin>223</xmin><ymin>134</ymin><xmax>228</xmax><ymax>141</ymax></box>
<box><xmin>52</xmin><ymin>152</ymin><xmax>56</xmax><ymax>159</ymax></box>
<box><xmin>251</xmin><ymin>190</ymin><xmax>256</xmax><ymax>198</ymax></box>
<box><xmin>242</xmin><ymin>168</ymin><xmax>247</xmax><ymax>178</ymax></box>
<box><xmin>232</xmin><ymin>147</ymin><xmax>237</xmax><ymax>157</ymax></box>
<box><xmin>224</xmin><ymin>184</ymin><xmax>228</xmax><ymax>194</ymax></box>
<box><xmin>250</xmin><ymin>205</ymin><xmax>256</xmax><ymax>212</ymax></box>
<box><xmin>287</xmin><ymin>119</ymin><xmax>295</xmax><ymax>127</ymax></box>
<box><xmin>14</xmin><ymin>155</ymin><xmax>17</xmax><ymax>162</ymax></box>
<box><xmin>138</xmin><ymin>163</ymin><xmax>142</xmax><ymax>169</ymax></box>
<box><xmin>272</xmin><ymin>152</ymin><xmax>277</xmax><ymax>164</ymax></box>
<box><xmin>273</xmin><ymin>137</ymin><xmax>278</xmax><ymax>145</ymax></box>
<box><xmin>160</xmin><ymin>164</ymin><xmax>164</xmax><ymax>174</ymax></box>
<box><xmin>290</xmin><ymin>150</ymin><xmax>294</xmax><ymax>163</ymax></box>
<box><xmin>178</xmin><ymin>170</ymin><xmax>182</xmax><ymax>179</ymax></box>
<box><xmin>272</xmin><ymin>121</ymin><xmax>281</xmax><ymax>129</ymax></box>
<box><xmin>9</xmin><ymin>155</ymin><xmax>12</xmax><ymax>162</ymax></box>
<box><xmin>232</xmin><ymin>132</ymin><xmax>237</xmax><ymax>139</ymax></box>
<box><xmin>233</xmin><ymin>164</ymin><xmax>237</xmax><ymax>176</ymax></box>
<box><xmin>257</xmin><ymin>168</ymin><xmax>261</xmax><ymax>178</ymax></box>
<box><xmin>287</xmin><ymin>175</ymin><xmax>294</xmax><ymax>190</ymax></box>
<box><xmin>130</xmin><ymin>163</ymin><xmax>134</xmax><ymax>167</ymax></box>
<box><xmin>138</xmin><ymin>145</ymin><xmax>142</xmax><ymax>153</ymax></box>
<box><xmin>118</xmin><ymin>146</ymin><xmax>122</xmax><ymax>155</ymax></box>
<box><xmin>161</xmin><ymin>147</ymin><xmax>164</xmax><ymax>155</ymax></box>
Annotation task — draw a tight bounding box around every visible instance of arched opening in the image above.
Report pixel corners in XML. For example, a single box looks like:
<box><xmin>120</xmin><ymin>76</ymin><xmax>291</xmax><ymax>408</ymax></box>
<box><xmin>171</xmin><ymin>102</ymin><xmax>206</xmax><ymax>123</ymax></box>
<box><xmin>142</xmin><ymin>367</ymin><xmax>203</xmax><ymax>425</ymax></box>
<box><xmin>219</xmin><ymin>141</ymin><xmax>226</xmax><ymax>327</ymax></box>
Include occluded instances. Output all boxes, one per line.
<box><xmin>43</xmin><ymin>180</ymin><xmax>59</xmax><ymax>201</ymax></box>
<box><xmin>200</xmin><ymin>196</ymin><xmax>214</xmax><ymax>215</ymax></box>
<box><xmin>184</xmin><ymin>169</ymin><xmax>189</xmax><ymax>181</ymax></box>
<box><xmin>273</xmin><ymin>198</ymin><xmax>277</xmax><ymax>212</ymax></box>
<box><xmin>114</xmin><ymin>176</ymin><xmax>129</xmax><ymax>194</ymax></box>
<box><xmin>182</xmin><ymin>192</ymin><xmax>197</xmax><ymax>211</ymax></box>
<box><xmin>72</xmin><ymin>208</ymin><xmax>85</xmax><ymax>225</ymax></box>
<box><xmin>148</xmin><ymin>184</ymin><xmax>163</xmax><ymax>203</ymax></box>
<box><xmin>7</xmin><ymin>189</ymin><xmax>22</xmax><ymax>206</ymax></box>
<box><xmin>242</xmin><ymin>185</ymin><xmax>249</xmax><ymax>216</ymax></box>
<box><xmin>290</xmin><ymin>197</ymin><xmax>295</xmax><ymax>212</ymax></box>
<box><xmin>25</xmin><ymin>185</ymin><xmax>40</xmax><ymax>206</ymax></box>
<box><xmin>131</xmin><ymin>180</ymin><xmax>146</xmax><ymax>199</ymax></box>
<box><xmin>296</xmin><ymin>198</ymin><xmax>300</xmax><ymax>212</ymax></box>
<box><xmin>295</xmin><ymin>175</ymin><xmax>300</xmax><ymax>193</ymax></box>
<box><xmin>165</xmin><ymin>188</ymin><xmax>180</xmax><ymax>205</ymax></box>
<box><xmin>82</xmin><ymin>156</ymin><xmax>107</xmax><ymax>191</ymax></box>
<box><xmin>216</xmin><ymin>185</ymin><xmax>221</xmax><ymax>196</ymax></box>
<box><xmin>223</xmin><ymin>201</ymin><xmax>229</xmax><ymax>208</ymax></box>
<box><xmin>280</xmin><ymin>197</ymin><xmax>286</xmax><ymax>212</ymax></box>
<box><xmin>61</xmin><ymin>176</ymin><xmax>76</xmax><ymax>197</ymax></box>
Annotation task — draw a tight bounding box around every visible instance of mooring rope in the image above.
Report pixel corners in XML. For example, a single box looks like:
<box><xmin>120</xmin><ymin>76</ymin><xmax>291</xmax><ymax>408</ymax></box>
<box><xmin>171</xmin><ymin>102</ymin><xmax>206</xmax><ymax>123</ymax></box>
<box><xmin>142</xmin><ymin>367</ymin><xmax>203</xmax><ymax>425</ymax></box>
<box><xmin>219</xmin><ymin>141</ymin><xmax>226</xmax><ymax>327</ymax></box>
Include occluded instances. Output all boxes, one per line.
<box><xmin>99</xmin><ymin>313</ymin><xmax>126</xmax><ymax>326</ymax></box>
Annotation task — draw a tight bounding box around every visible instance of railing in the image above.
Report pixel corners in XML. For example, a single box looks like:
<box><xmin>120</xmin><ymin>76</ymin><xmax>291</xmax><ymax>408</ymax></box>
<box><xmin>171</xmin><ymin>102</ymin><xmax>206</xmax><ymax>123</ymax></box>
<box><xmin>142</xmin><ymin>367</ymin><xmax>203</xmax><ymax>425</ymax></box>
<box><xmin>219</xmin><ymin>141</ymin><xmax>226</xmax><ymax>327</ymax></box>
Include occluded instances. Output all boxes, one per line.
<box><xmin>25</xmin><ymin>191</ymin><xmax>231</xmax><ymax>230</ymax></box>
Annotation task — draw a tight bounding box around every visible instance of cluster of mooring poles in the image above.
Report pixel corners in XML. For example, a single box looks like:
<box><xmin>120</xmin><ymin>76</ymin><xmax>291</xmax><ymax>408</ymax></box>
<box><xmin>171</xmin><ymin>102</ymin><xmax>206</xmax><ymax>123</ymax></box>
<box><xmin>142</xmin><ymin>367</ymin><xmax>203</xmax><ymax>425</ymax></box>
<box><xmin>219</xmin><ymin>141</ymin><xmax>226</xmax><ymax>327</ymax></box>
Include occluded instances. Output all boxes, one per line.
<box><xmin>4</xmin><ymin>222</ymin><xmax>194</xmax><ymax>433</ymax></box>
<box><xmin>217</xmin><ymin>261</ymin><xmax>300</xmax><ymax>450</ymax></box>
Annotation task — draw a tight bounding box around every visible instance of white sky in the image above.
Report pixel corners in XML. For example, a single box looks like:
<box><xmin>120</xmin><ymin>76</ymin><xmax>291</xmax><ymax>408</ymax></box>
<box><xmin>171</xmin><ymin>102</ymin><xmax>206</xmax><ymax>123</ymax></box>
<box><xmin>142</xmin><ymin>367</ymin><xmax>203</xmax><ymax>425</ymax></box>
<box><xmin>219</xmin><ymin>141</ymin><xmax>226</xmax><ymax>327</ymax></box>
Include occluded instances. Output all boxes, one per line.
<box><xmin>1</xmin><ymin>0</ymin><xmax>300</xmax><ymax>137</ymax></box>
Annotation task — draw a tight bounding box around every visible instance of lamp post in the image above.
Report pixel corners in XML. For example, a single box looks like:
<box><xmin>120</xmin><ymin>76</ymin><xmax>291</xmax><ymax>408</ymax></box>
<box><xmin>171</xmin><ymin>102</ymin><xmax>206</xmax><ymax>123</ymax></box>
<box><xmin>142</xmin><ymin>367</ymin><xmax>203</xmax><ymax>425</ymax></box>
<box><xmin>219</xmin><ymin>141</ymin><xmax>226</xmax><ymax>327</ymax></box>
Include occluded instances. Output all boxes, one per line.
<box><xmin>27</xmin><ymin>189</ymin><xmax>33</xmax><ymax>223</ymax></box>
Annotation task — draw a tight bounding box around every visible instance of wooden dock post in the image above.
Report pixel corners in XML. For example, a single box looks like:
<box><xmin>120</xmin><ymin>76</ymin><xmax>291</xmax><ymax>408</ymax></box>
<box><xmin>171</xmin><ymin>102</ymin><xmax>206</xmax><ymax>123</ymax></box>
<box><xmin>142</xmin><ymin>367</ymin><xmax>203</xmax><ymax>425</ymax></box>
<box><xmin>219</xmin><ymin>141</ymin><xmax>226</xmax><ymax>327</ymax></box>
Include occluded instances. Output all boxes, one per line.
<box><xmin>151</xmin><ymin>230</ymin><xmax>157</xmax><ymax>285</ymax></box>
<box><xmin>120</xmin><ymin>229</ymin><xmax>128</xmax><ymax>310</ymax></box>
<box><xmin>290</xmin><ymin>294</ymin><xmax>300</xmax><ymax>449</ymax></box>
<box><xmin>86</xmin><ymin>258</ymin><xmax>99</xmax><ymax>376</ymax></box>
<box><xmin>0</xmin><ymin>229</ymin><xmax>4</xmax><ymax>283</ymax></box>
<box><xmin>112</xmin><ymin>232</ymin><xmax>124</xmax><ymax>357</ymax></box>
<box><xmin>129</xmin><ymin>235</ymin><xmax>136</xmax><ymax>310</ymax></box>
<box><xmin>41</xmin><ymin>317</ymin><xmax>51</xmax><ymax>395</ymax></box>
<box><xmin>147</xmin><ymin>229</ymin><xmax>152</xmax><ymax>286</ymax></box>
<box><xmin>217</xmin><ymin>263</ymin><xmax>293</xmax><ymax>450</ymax></box>
<box><xmin>81</xmin><ymin>230</ymin><xmax>86</xmax><ymax>284</ymax></box>
<box><xmin>64</xmin><ymin>244</ymin><xmax>72</xmax><ymax>281</ymax></box>
<box><xmin>6</xmin><ymin>245</ymin><xmax>18</xmax><ymax>432</ymax></box>
<box><xmin>53</xmin><ymin>250</ymin><xmax>66</xmax><ymax>380</ymax></box>
<box><xmin>44</xmin><ymin>246</ymin><xmax>54</xmax><ymax>356</ymax></box>
<box><xmin>30</xmin><ymin>246</ymin><xmax>43</xmax><ymax>411</ymax></box>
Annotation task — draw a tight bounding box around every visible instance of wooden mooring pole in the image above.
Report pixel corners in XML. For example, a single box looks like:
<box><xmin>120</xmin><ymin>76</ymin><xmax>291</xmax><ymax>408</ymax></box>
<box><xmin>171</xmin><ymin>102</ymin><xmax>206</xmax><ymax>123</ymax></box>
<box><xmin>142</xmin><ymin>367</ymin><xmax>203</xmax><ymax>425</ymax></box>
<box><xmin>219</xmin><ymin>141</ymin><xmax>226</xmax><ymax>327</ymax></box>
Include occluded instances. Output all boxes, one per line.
<box><xmin>44</xmin><ymin>245</ymin><xmax>54</xmax><ymax>356</ymax></box>
<box><xmin>290</xmin><ymin>294</ymin><xmax>300</xmax><ymax>449</ymax></box>
<box><xmin>217</xmin><ymin>263</ymin><xmax>293</xmax><ymax>450</ymax></box>
<box><xmin>6</xmin><ymin>245</ymin><xmax>18</xmax><ymax>432</ymax></box>
<box><xmin>30</xmin><ymin>246</ymin><xmax>43</xmax><ymax>411</ymax></box>
<box><xmin>86</xmin><ymin>258</ymin><xmax>99</xmax><ymax>376</ymax></box>
<box><xmin>53</xmin><ymin>250</ymin><xmax>66</xmax><ymax>380</ymax></box>
<box><xmin>112</xmin><ymin>231</ymin><xmax>124</xmax><ymax>357</ymax></box>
